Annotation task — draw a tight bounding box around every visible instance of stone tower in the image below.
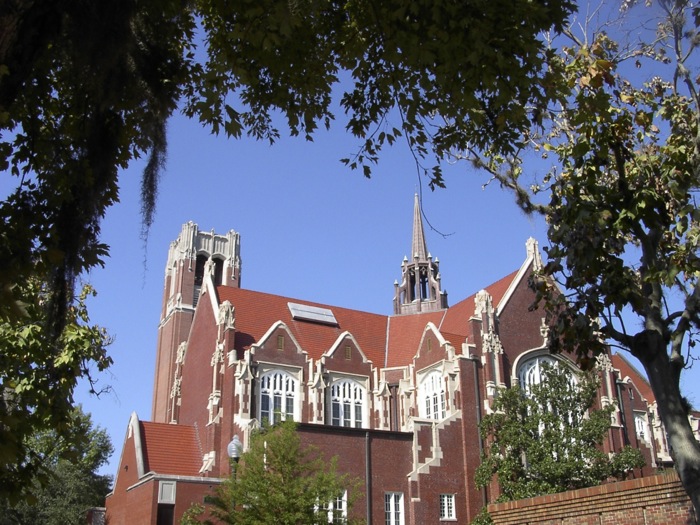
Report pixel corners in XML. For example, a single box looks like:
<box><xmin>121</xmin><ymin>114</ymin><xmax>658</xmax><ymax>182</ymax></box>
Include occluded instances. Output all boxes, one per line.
<box><xmin>151</xmin><ymin>222</ymin><xmax>241</xmax><ymax>423</ymax></box>
<box><xmin>393</xmin><ymin>194</ymin><xmax>447</xmax><ymax>314</ymax></box>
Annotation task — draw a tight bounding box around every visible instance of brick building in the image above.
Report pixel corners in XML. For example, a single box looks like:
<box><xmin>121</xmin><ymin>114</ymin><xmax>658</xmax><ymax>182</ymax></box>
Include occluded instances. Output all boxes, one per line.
<box><xmin>106</xmin><ymin>196</ymin><xmax>698</xmax><ymax>524</ymax></box>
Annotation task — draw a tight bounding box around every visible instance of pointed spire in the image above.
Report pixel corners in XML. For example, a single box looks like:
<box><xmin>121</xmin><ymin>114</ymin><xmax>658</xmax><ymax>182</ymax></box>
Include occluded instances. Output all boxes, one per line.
<box><xmin>411</xmin><ymin>193</ymin><xmax>428</xmax><ymax>261</ymax></box>
<box><xmin>393</xmin><ymin>195</ymin><xmax>448</xmax><ymax>314</ymax></box>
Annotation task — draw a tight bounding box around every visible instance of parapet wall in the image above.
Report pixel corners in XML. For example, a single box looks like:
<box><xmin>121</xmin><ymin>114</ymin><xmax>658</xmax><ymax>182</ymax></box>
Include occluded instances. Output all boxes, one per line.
<box><xmin>488</xmin><ymin>472</ymin><xmax>695</xmax><ymax>525</ymax></box>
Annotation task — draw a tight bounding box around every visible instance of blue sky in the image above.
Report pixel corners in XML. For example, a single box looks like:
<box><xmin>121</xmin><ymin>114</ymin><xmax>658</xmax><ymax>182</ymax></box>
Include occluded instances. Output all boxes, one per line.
<box><xmin>72</xmin><ymin>106</ymin><xmax>700</xmax><ymax>477</ymax></box>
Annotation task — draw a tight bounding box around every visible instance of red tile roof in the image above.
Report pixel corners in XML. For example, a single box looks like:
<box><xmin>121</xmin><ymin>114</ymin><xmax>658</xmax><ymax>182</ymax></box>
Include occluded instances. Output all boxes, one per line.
<box><xmin>612</xmin><ymin>353</ymin><xmax>655</xmax><ymax>404</ymax></box>
<box><xmin>489</xmin><ymin>270</ymin><xmax>521</xmax><ymax>310</ymax></box>
<box><xmin>216</xmin><ymin>287</ymin><xmax>389</xmax><ymax>366</ymax></box>
<box><xmin>140</xmin><ymin>421</ymin><xmax>202</xmax><ymax>476</ymax></box>
<box><xmin>386</xmin><ymin>311</ymin><xmax>446</xmax><ymax>368</ymax></box>
<box><xmin>216</xmin><ymin>268</ymin><xmax>522</xmax><ymax>370</ymax></box>
<box><xmin>440</xmin><ymin>270</ymin><xmax>520</xmax><ymax>337</ymax></box>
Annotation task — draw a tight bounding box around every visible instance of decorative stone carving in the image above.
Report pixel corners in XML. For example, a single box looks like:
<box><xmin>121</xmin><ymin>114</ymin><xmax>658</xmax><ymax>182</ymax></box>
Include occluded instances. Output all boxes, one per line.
<box><xmin>211</xmin><ymin>343</ymin><xmax>225</xmax><ymax>366</ymax></box>
<box><xmin>170</xmin><ymin>377</ymin><xmax>181</xmax><ymax>399</ymax></box>
<box><xmin>526</xmin><ymin>237</ymin><xmax>543</xmax><ymax>270</ymax></box>
<box><xmin>176</xmin><ymin>341</ymin><xmax>187</xmax><ymax>364</ymax></box>
<box><xmin>595</xmin><ymin>353</ymin><xmax>613</xmax><ymax>372</ymax></box>
<box><xmin>217</xmin><ymin>300</ymin><xmax>235</xmax><ymax>330</ymax></box>
<box><xmin>482</xmin><ymin>328</ymin><xmax>503</xmax><ymax>354</ymax></box>
<box><xmin>540</xmin><ymin>317</ymin><xmax>550</xmax><ymax>346</ymax></box>
<box><xmin>474</xmin><ymin>290</ymin><xmax>492</xmax><ymax>317</ymax></box>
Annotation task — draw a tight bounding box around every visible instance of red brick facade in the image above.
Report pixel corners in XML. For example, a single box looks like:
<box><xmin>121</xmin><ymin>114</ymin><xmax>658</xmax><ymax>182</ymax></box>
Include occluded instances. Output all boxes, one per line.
<box><xmin>488</xmin><ymin>472</ymin><xmax>695</xmax><ymax>525</ymax></box>
<box><xmin>106</xmin><ymin>214</ymin><xmax>688</xmax><ymax>525</ymax></box>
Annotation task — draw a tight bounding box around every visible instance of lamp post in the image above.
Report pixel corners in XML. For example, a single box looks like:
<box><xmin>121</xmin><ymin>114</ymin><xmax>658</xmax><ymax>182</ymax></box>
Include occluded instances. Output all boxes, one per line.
<box><xmin>227</xmin><ymin>435</ymin><xmax>242</xmax><ymax>464</ymax></box>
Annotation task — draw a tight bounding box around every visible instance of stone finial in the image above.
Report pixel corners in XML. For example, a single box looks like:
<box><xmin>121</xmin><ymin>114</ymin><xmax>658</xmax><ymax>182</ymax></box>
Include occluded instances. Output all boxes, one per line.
<box><xmin>526</xmin><ymin>237</ymin><xmax>543</xmax><ymax>271</ymax></box>
<box><xmin>474</xmin><ymin>290</ymin><xmax>492</xmax><ymax>316</ymax></box>
<box><xmin>218</xmin><ymin>300</ymin><xmax>235</xmax><ymax>330</ymax></box>
<box><xmin>595</xmin><ymin>353</ymin><xmax>613</xmax><ymax>372</ymax></box>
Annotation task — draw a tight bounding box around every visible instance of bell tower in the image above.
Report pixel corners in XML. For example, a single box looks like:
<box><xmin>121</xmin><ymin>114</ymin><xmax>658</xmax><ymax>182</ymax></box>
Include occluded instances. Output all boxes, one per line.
<box><xmin>151</xmin><ymin>222</ymin><xmax>241</xmax><ymax>422</ymax></box>
<box><xmin>393</xmin><ymin>195</ymin><xmax>448</xmax><ymax>315</ymax></box>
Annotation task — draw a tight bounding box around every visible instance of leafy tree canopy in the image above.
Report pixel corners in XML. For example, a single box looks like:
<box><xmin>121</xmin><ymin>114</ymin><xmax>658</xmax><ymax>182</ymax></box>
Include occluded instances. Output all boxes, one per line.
<box><xmin>475</xmin><ymin>362</ymin><xmax>644</xmax><ymax>502</ymax></box>
<box><xmin>0</xmin><ymin>406</ymin><xmax>113</xmax><ymax>525</ymax></box>
<box><xmin>1</xmin><ymin>0</ymin><xmax>577</xmax><ymax>325</ymax></box>
<box><xmin>0</xmin><ymin>284</ymin><xmax>111</xmax><ymax>503</ymax></box>
<box><xmin>0</xmin><ymin>0</ymin><xmax>576</xmax><ymax>505</ymax></box>
<box><xmin>455</xmin><ymin>0</ymin><xmax>700</xmax><ymax>515</ymax></box>
<box><xmin>182</xmin><ymin>420</ymin><xmax>361</xmax><ymax>525</ymax></box>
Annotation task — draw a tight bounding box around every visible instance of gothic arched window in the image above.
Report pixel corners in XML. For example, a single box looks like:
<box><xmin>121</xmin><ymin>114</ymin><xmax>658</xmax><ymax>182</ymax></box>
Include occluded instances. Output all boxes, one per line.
<box><xmin>419</xmin><ymin>370</ymin><xmax>446</xmax><ymax>420</ymax></box>
<box><xmin>330</xmin><ymin>379</ymin><xmax>365</xmax><ymax>428</ymax></box>
<box><xmin>259</xmin><ymin>370</ymin><xmax>298</xmax><ymax>425</ymax></box>
<box><xmin>212</xmin><ymin>257</ymin><xmax>224</xmax><ymax>286</ymax></box>
<box><xmin>517</xmin><ymin>354</ymin><xmax>579</xmax><ymax>434</ymax></box>
<box><xmin>518</xmin><ymin>355</ymin><xmax>574</xmax><ymax>394</ymax></box>
<box><xmin>194</xmin><ymin>254</ymin><xmax>208</xmax><ymax>286</ymax></box>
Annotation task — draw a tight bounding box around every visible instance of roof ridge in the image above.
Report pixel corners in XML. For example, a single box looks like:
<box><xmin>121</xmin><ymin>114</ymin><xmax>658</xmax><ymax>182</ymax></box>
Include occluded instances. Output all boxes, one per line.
<box><xmin>216</xmin><ymin>285</ymin><xmax>388</xmax><ymax>318</ymax></box>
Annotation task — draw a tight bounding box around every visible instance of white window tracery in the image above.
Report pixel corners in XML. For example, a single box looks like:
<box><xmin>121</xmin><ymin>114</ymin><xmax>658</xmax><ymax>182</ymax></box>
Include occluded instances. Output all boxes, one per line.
<box><xmin>635</xmin><ymin>411</ymin><xmax>650</xmax><ymax>443</ymax></box>
<box><xmin>516</xmin><ymin>354</ymin><xmax>580</xmax><ymax>440</ymax></box>
<box><xmin>330</xmin><ymin>379</ymin><xmax>365</xmax><ymax>428</ymax></box>
<box><xmin>419</xmin><ymin>370</ymin><xmax>446</xmax><ymax>420</ymax></box>
<box><xmin>518</xmin><ymin>354</ymin><xmax>559</xmax><ymax>392</ymax></box>
<box><xmin>259</xmin><ymin>370</ymin><xmax>298</xmax><ymax>425</ymax></box>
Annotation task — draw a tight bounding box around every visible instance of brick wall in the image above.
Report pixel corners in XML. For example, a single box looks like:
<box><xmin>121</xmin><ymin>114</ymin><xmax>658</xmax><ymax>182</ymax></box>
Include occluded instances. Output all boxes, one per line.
<box><xmin>488</xmin><ymin>472</ymin><xmax>695</xmax><ymax>525</ymax></box>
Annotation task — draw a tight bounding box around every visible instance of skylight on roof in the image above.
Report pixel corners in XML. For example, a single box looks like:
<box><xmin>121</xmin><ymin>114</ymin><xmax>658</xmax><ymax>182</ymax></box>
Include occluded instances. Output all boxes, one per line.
<box><xmin>288</xmin><ymin>302</ymin><xmax>338</xmax><ymax>326</ymax></box>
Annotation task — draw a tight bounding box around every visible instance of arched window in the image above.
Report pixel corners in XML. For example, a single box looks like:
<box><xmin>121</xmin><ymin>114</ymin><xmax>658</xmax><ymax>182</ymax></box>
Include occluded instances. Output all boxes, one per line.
<box><xmin>518</xmin><ymin>355</ymin><xmax>574</xmax><ymax>394</ymax></box>
<box><xmin>517</xmin><ymin>354</ymin><xmax>579</xmax><ymax>433</ymax></box>
<box><xmin>193</xmin><ymin>254</ymin><xmax>208</xmax><ymax>307</ymax></box>
<box><xmin>194</xmin><ymin>254</ymin><xmax>208</xmax><ymax>286</ymax></box>
<box><xmin>419</xmin><ymin>370</ymin><xmax>446</xmax><ymax>420</ymax></box>
<box><xmin>212</xmin><ymin>257</ymin><xmax>224</xmax><ymax>286</ymax></box>
<box><xmin>259</xmin><ymin>370</ymin><xmax>298</xmax><ymax>425</ymax></box>
<box><xmin>330</xmin><ymin>379</ymin><xmax>365</xmax><ymax>428</ymax></box>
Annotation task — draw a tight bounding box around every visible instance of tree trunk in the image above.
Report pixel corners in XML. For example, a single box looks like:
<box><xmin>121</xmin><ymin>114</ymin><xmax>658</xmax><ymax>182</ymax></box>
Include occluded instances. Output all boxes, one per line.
<box><xmin>637</xmin><ymin>336</ymin><xmax>700</xmax><ymax>524</ymax></box>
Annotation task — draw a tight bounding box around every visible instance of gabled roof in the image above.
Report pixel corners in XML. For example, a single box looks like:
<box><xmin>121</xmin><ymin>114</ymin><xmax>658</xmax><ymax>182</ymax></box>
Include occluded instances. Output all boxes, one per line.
<box><xmin>216</xmin><ymin>263</ymin><xmax>529</xmax><ymax>370</ymax></box>
<box><xmin>439</xmin><ymin>271</ymin><xmax>519</xmax><ymax>338</ymax></box>
<box><xmin>612</xmin><ymin>353</ymin><xmax>655</xmax><ymax>404</ymax></box>
<box><xmin>386</xmin><ymin>310</ymin><xmax>446</xmax><ymax>368</ymax></box>
<box><xmin>139</xmin><ymin>420</ymin><xmax>202</xmax><ymax>476</ymax></box>
<box><xmin>216</xmin><ymin>287</ymin><xmax>388</xmax><ymax>366</ymax></box>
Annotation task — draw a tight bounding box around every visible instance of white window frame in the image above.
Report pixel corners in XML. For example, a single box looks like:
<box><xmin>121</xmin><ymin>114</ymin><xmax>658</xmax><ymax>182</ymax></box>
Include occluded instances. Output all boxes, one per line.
<box><xmin>634</xmin><ymin>411</ymin><xmax>650</xmax><ymax>443</ymax></box>
<box><xmin>259</xmin><ymin>369</ymin><xmax>299</xmax><ymax>425</ymax></box>
<box><xmin>518</xmin><ymin>355</ymin><xmax>559</xmax><ymax>393</ymax></box>
<box><xmin>439</xmin><ymin>493</ymin><xmax>456</xmax><ymax>520</ymax></box>
<box><xmin>419</xmin><ymin>370</ymin><xmax>446</xmax><ymax>420</ymax></box>
<box><xmin>518</xmin><ymin>355</ymin><xmax>578</xmax><ymax>392</ymax></box>
<box><xmin>330</xmin><ymin>379</ymin><xmax>365</xmax><ymax>428</ymax></box>
<box><xmin>517</xmin><ymin>354</ymin><xmax>580</xmax><ymax>445</ymax></box>
<box><xmin>384</xmin><ymin>492</ymin><xmax>405</xmax><ymax>525</ymax></box>
<box><xmin>320</xmin><ymin>490</ymin><xmax>347</xmax><ymax>524</ymax></box>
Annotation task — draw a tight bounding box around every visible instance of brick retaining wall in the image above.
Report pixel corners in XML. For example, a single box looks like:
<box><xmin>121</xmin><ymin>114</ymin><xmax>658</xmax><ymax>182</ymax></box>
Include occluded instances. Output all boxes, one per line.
<box><xmin>488</xmin><ymin>472</ymin><xmax>695</xmax><ymax>525</ymax></box>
